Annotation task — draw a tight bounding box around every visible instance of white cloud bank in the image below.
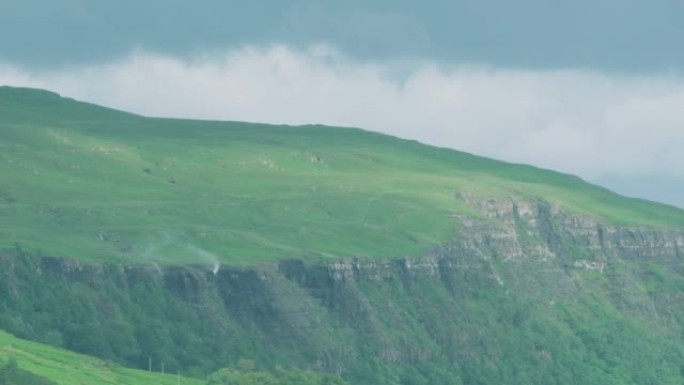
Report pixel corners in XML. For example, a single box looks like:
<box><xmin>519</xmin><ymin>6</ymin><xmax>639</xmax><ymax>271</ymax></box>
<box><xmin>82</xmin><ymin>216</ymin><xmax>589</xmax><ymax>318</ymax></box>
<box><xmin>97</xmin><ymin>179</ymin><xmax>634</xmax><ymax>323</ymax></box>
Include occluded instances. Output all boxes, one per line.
<box><xmin>2</xmin><ymin>45</ymin><xmax>684</xmax><ymax>183</ymax></box>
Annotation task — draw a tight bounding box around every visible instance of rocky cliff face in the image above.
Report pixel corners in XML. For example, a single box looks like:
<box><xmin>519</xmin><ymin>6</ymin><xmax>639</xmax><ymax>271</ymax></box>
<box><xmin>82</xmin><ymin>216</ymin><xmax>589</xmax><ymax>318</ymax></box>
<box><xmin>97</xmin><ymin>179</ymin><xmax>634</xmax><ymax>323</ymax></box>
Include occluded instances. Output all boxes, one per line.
<box><xmin>2</xmin><ymin>196</ymin><xmax>684</xmax><ymax>384</ymax></box>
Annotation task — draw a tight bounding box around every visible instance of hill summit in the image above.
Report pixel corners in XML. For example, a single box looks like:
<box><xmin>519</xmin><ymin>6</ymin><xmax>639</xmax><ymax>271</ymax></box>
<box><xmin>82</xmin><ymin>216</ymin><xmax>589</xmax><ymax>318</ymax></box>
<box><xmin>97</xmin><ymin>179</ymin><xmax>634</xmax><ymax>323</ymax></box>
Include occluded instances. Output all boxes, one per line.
<box><xmin>1</xmin><ymin>86</ymin><xmax>683</xmax><ymax>265</ymax></box>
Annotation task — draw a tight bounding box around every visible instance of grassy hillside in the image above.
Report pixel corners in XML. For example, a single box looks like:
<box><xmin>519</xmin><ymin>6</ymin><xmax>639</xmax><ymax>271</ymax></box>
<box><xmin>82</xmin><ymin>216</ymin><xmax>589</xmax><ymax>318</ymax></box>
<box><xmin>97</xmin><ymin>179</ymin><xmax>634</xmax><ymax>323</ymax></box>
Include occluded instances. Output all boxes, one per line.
<box><xmin>0</xmin><ymin>329</ymin><xmax>202</xmax><ymax>385</ymax></box>
<box><xmin>1</xmin><ymin>86</ymin><xmax>683</xmax><ymax>265</ymax></box>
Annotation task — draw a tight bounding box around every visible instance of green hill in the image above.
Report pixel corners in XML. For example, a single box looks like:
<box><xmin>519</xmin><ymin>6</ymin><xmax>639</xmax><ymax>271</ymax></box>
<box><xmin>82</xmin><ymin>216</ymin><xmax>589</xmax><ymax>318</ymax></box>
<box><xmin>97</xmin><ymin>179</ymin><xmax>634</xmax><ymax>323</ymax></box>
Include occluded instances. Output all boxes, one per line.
<box><xmin>0</xmin><ymin>329</ymin><xmax>202</xmax><ymax>385</ymax></box>
<box><xmin>5</xmin><ymin>87</ymin><xmax>684</xmax><ymax>385</ymax></box>
<box><xmin>1</xmin><ymin>86</ymin><xmax>683</xmax><ymax>265</ymax></box>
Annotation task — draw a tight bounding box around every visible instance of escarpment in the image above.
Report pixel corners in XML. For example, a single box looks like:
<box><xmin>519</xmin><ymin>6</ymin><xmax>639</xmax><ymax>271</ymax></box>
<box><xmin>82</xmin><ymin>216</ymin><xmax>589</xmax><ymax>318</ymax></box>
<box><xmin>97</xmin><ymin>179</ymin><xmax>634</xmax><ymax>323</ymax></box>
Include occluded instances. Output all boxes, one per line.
<box><xmin>2</xmin><ymin>195</ymin><xmax>684</xmax><ymax>384</ymax></box>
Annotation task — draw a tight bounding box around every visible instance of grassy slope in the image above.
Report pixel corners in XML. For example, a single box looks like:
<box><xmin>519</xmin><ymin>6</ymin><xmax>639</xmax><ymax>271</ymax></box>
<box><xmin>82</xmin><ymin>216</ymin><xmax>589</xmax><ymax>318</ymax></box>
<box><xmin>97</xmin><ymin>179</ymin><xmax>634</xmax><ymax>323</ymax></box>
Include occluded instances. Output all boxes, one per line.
<box><xmin>0</xmin><ymin>329</ymin><xmax>203</xmax><ymax>385</ymax></box>
<box><xmin>2</xmin><ymin>86</ymin><xmax>684</xmax><ymax>265</ymax></box>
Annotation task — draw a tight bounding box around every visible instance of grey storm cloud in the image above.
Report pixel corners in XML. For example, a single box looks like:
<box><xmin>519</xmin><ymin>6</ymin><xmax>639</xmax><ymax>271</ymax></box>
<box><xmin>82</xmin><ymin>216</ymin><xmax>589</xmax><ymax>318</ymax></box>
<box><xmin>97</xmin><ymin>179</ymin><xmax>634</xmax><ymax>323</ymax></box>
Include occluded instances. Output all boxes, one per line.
<box><xmin>1</xmin><ymin>0</ymin><xmax>683</xmax><ymax>72</ymax></box>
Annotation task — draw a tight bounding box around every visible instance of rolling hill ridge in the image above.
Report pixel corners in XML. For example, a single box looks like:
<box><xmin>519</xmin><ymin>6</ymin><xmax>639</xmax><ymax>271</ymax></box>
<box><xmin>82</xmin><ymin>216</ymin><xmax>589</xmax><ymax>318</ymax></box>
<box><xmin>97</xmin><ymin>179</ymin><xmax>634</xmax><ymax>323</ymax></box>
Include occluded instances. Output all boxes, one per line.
<box><xmin>1</xmin><ymin>86</ymin><xmax>683</xmax><ymax>266</ymax></box>
<box><xmin>3</xmin><ymin>86</ymin><xmax>684</xmax><ymax>385</ymax></box>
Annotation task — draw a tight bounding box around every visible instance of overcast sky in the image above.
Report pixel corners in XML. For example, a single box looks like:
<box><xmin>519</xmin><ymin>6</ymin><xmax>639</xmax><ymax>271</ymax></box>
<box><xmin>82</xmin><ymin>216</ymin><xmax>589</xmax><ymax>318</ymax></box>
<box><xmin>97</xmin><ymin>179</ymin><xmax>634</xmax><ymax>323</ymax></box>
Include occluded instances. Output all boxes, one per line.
<box><xmin>2</xmin><ymin>1</ymin><xmax>684</xmax><ymax>207</ymax></box>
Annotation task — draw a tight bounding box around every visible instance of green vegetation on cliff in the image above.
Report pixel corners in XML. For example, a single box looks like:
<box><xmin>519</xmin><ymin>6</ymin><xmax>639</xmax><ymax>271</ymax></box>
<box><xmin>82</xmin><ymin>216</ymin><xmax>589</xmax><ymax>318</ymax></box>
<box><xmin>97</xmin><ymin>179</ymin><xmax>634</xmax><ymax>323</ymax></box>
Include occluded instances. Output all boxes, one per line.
<box><xmin>2</xmin><ymin>86</ymin><xmax>684</xmax><ymax>265</ymax></box>
<box><xmin>4</xmin><ymin>87</ymin><xmax>684</xmax><ymax>385</ymax></box>
<box><xmin>206</xmin><ymin>361</ymin><xmax>348</xmax><ymax>385</ymax></box>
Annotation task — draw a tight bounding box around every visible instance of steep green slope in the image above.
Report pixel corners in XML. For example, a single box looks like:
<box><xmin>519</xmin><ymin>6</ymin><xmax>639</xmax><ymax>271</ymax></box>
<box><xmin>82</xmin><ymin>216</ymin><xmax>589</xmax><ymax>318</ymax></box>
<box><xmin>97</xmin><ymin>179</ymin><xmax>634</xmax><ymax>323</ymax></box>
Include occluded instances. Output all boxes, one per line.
<box><xmin>0</xmin><ymin>329</ymin><xmax>202</xmax><ymax>385</ymax></box>
<box><xmin>1</xmin><ymin>86</ymin><xmax>683</xmax><ymax>265</ymax></box>
<box><xmin>4</xmin><ymin>214</ymin><xmax>684</xmax><ymax>385</ymax></box>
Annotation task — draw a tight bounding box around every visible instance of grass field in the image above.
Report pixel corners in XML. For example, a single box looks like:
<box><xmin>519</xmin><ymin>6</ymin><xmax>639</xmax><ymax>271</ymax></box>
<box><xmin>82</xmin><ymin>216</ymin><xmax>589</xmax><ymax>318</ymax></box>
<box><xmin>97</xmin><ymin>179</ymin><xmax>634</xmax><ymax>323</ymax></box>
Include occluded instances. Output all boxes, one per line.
<box><xmin>0</xmin><ymin>329</ymin><xmax>203</xmax><ymax>385</ymax></box>
<box><xmin>2</xmin><ymin>86</ymin><xmax>684</xmax><ymax>265</ymax></box>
